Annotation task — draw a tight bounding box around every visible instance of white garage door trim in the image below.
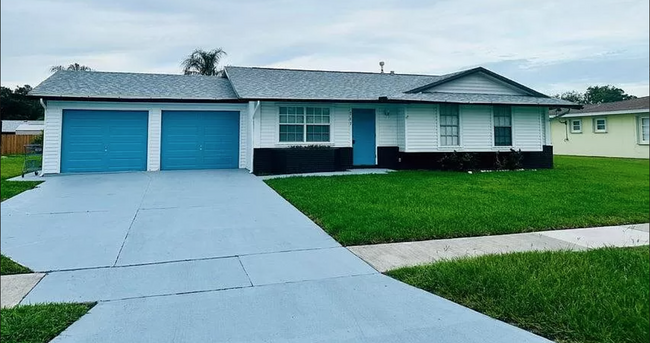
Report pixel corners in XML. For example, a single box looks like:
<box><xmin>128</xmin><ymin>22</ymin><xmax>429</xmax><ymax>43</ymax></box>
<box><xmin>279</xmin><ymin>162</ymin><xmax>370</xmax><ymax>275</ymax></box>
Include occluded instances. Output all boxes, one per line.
<box><xmin>43</xmin><ymin>101</ymin><xmax>249</xmax><ymax>174</ymax></box>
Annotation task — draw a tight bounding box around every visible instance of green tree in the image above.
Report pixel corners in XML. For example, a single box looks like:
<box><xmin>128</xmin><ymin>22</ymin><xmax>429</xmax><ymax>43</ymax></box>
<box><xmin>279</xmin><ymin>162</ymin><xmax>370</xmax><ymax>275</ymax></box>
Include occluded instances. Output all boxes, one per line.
<box><xmin>50</xmin><ymin>63</ymin><xmax>93</xmax><ymax>73</ymax></box>
<box><xmin>181</xmin><ymin>48</ymin><xmax>227</xmax><ymax>76</ymax></box>
<box><xmin>0</xmin><ymin>85</ymin><xmax>43</xmax><ymax>121</ymax></box>
<box><xmin>583</xmin><ymin>85</ymin><xmax>636</xmax><ymax>104</ymax></box>
<box><xmin>554</xmin><ymin>91</ymin><xmax>585</xmax><ymax>104</ymax></box>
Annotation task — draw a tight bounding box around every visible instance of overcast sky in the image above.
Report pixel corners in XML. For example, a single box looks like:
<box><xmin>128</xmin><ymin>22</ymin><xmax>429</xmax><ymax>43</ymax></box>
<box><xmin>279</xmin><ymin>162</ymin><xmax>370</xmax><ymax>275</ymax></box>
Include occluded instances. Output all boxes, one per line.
<box><xmin>2</xmin><ymin>0</ymin><xmax>648</xmax><ymax>96</ymax></box>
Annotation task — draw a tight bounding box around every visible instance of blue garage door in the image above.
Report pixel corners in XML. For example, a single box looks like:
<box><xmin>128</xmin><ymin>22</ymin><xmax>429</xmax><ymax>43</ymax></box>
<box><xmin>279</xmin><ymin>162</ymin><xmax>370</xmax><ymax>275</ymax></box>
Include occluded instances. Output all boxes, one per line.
<box><xmin>161</xmin><ymin>111</ymin><xmax>240</xmax><ymax>170</ymax></box>
<box><xmin>61</xmin><ymin>110</ymin><xmax>148</xmax><ymax>173</ymax></box>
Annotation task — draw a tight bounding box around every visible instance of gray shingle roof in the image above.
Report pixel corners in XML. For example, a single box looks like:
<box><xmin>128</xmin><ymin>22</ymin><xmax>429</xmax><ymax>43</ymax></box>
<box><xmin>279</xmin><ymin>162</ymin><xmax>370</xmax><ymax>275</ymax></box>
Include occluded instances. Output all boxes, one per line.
<box><xmin>224</xmin><ymin>66</ymin><xmax>578</xmax><ymax>107</ymax></box>
<box><xmin>224</xmin><ymin>66</ymin><xmax>447</xmax><ymax>100</ymax></box>
<box><xmin>564</xmin><ymin>96</ymin><xmax>649</xmax><ymax>115</ymax></box>
<box><xmin>29</xmin><ymin>70</ymin><xmax>239</xmax><ymax>100</ymax></box>
<box><xmin>2</xmin><ymin>120</ymin><xmax>44</xmax><ymax>133</ymax></box>
<box><xmin>393</xmin><ymin>92</ymin><xmax>577</xmax><ymax>106</ymax></box>
<box><xmin>28</xmin><ymin>66</ymin><xmax>580</xmax><ymax>108</ymax></box>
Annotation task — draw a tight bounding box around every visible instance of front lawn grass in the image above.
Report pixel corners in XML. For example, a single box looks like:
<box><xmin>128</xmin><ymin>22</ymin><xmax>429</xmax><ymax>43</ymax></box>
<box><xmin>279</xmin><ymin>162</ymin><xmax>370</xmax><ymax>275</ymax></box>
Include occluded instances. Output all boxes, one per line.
<box><xmin>387</xmin><ymin>247</ymin><xmax>650</xmax><ymax>343</ymax></box>
<box><xmin>1</xmin><ymin>303</ymin><xmax>94</xmax><ymax>343</ymax></box>
<box><xmin>1</xmin><ymin>254</ymin><xmax>32</xmax><ymax>275</ymax></box>
<box><xmin>266</xmin><ymin>156</ymin><xmax>649</xmax><ymax>245</ymax></box>
<box><xmin>1</xmin><ymin>155</ymin><xmax>41</xmax><ymax>201</ymax></box>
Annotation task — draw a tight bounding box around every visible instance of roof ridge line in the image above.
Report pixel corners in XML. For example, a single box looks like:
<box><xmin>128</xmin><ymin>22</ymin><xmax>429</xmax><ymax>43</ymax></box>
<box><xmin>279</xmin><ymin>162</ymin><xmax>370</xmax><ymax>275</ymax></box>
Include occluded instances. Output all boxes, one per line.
<box><xmin>226</xmin><ymin>65</ymin><xmax>441</xmax><ymax>77</ymax></box>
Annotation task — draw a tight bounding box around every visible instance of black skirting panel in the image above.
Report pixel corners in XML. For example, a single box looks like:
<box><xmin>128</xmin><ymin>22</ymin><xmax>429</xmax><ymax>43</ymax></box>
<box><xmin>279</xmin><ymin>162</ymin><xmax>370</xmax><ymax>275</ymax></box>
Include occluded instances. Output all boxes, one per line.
<box><xmin>395</xmin><ymin>145</ymin><xmax>554</xmax><ymax>170</ymax></box>
<box><xmin>254</xmin><ymin>146</ymin><xmax>553</xmax><ymax>175</ymax></box>
<box><xmin>253</xmin><ymin>147</ymin><xmax>352</xmax><ymax>175</ymax></box>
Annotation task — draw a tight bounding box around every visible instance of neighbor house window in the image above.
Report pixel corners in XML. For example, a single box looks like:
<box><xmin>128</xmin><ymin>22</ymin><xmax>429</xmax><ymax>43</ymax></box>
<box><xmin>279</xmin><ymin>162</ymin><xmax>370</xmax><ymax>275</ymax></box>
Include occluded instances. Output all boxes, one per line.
<box><xmin>439</xmin><ymin>104</ymin><xmax>460</xmax><ymax>146</ymax></box>
<box><xmin>639</xmin><ymin>117</ymin><xmax>649</xmax><ymax>144</ymax></box>
<box><xmin>594</xmin><ymin>117</ymin><xmax>607</xmax><ymax>133</ymax></box>
<box><xmin>570</xmin><ymin>119</ymin><xmax>582</xmax><ymax>133</ymax></box>
<box><xmin>493</xmin><ymin>105</ymin><xmax>512</xmax><ymax>146</ymax></box>
<box><xmin>279</xmin><ymin>106</ymin><xmax>330</xmax><ymax>142</ymax></box>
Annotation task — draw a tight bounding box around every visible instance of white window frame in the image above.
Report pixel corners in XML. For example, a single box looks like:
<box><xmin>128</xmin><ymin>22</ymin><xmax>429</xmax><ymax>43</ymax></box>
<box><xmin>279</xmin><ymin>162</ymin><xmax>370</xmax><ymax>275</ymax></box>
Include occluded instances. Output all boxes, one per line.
<box><xmin>493</xmin><ymin>105</ymin><xmax>513</xmax><ymax>147</ymax></box>
<box><xmin>278</xmin><ymin>106</ymin><xmax>331</xmax><ymax>143</ymax></box>
<box><xmin>570</xmin><ymin>119</ymin><xmax>582</xmax><ymax>133</ymax></box>
<box><xmin>439</xmin><ymin>104</ymin><xmax>461</xmax><ymax>147</ymax></box>
<box><xmin>593</xmin><ymin>117</ymin><xmax>607</xmax><ymax>133</ymax></box>
<box><xmin>639</xmin><ymin>116</ymin><xmax>650</xmax><ymax>145</ymax></box>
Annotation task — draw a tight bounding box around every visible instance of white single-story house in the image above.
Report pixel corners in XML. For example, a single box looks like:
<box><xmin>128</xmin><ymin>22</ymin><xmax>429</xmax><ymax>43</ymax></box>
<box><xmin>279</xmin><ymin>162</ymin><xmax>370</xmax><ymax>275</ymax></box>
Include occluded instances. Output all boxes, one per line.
<box><xmin>2</xmin><ymin>120</ymin><xmax>45</xmax><ymax>135</ymax></box>
<box><xmin>28</xmin><ymin>66</ymin><xmax>578</xmax><ymax>175</ymax></box>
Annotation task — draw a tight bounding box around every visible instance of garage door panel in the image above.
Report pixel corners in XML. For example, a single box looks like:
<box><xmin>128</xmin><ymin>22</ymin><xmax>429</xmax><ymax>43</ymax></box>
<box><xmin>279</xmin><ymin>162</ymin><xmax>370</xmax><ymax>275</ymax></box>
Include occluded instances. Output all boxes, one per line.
<box><xmin>62</xmin><ymin>110</ymin><xmax>148</xmax><ymax>173</ymax></box>
<box><xmin>161</xmin><ymin>111</ymin><xmax>239</xmax><ymax>170</ymax></box>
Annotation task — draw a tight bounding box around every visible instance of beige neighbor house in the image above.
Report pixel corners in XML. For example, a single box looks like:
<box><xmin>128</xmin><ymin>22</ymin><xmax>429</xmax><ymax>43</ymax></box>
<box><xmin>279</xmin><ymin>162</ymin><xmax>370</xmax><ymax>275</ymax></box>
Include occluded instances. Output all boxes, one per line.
<box><xmin>551</xmin><ymin>96</ymin><xmax>649</xmax><ymax>159</ymax></box>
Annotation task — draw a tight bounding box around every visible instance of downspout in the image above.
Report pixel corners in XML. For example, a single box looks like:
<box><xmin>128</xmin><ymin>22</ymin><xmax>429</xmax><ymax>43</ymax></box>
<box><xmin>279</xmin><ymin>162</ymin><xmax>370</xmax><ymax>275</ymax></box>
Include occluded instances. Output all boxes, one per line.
<box><xmin>551</xmin><ymin>108</ymin><xmax>572</xmax><ymax>142</ymax></box>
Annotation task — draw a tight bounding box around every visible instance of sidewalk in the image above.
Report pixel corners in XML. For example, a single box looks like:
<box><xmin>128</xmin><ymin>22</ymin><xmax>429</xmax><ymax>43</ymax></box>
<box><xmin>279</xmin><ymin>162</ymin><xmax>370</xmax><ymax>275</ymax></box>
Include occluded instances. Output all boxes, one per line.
<box><xmin>348</xmin><ymin>224</ymin><xmax>649</xmax><ymax>272</ymax></box>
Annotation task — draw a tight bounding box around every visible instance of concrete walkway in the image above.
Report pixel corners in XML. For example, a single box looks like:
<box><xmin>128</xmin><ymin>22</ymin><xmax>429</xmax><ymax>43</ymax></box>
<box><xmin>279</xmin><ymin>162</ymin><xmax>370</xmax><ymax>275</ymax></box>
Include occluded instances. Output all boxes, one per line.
<box><xmin>349</xmin><ymin>223</ymin><xmax>650</xmax><ymax>272</ymax></box>
<box><xmin>260</xmin><ymin>168</ymin><xmax>393</xmax><ymax>179</ymax></box>
<box><xmin>1</xmin><ymin>273</ymin><xmax>45</xmax><ymax>308</ymax></box>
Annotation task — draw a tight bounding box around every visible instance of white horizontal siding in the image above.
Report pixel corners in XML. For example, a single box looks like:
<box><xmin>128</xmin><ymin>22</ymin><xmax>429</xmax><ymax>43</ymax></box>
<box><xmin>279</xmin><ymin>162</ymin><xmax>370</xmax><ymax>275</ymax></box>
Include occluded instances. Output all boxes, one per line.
<box><xmin>426</xmin><ymin>72</ymin><xmax>527</xmax><ymax>96</ymax></box>
<box><xmin>42</xmin><ymin>107</ymin><xmax>62</xmax><ymax>174</ymax></box>
<box><xmin>376</xmin><ymin>106</ymin><xmax>398</xmax><ymax>147</ymax></box>
<box><xmin>460</xmin><ymin>105</ymin><xmax>493</xmax><ymax>151</ymax></box>
<box><xmin>397</xmin><ymin>108</ymin><xmax>406</xmax><ymax>151</ymax></box>
<box><xmin>513</xmin><ymin>106</ymin><xmax>543</xmax><ymax>151</ymax></box>
<box><xmin>147</xmin><ymin>109</ymin><xmax>162</xmax><ymax>171</ymax></box>
<box><xmin>332</xmin><ymin>106</ymin><xmax>351</xmax><ymax>147</ymax></box>
<box><xmin>258</xmin><ymin>102</ymin><xmax>378</xmax><ymax>148</ymax></box>
<box><xmin>239</xmin><ymin>110</ymin><xmax>247</xmax><ymax>168</ymax></box>
<box><xmin>405</xmin><ymin>105</ymin><xmax>437</xmax><ymax>152</ymax></box>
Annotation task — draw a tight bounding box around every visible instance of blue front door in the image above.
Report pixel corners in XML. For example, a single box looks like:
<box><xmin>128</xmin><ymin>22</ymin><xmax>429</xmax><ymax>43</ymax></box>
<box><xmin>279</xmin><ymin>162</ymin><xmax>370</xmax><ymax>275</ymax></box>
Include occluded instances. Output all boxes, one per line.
<box><xmin>161</xmin><ymin>111</ymin><xmax>240</xmax><ymax>170</ymax></box>
<box><xmin>352</xmin><ymin>109</ymin><xmax>376</xmax><ymax>166</ymax></box>
<box><xmin>61</xmin><ymin>110</ymin><xmax>148</xmax><ymax>173</ymax></box>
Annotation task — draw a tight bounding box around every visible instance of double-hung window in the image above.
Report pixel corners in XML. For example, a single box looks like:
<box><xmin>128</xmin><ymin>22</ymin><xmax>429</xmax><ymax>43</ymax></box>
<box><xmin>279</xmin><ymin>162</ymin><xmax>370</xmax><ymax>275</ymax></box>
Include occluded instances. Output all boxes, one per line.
<box><xmin>593</xmin><ymin>117</ymin><xmax>607</xmax><ymax>133</ymax></box>
<box><xmin>639</xmin><ymin>116</ymin><xmax>649</xmax><ymax>144</ymax></box>
<box><xmin>439</xmin><ymin>104</ymin><xmax>460</xmax><ymax>146</ymax></box>
<box><xmin>279</xmin><ymin>106</ymin><xmax>330</xmax><ymax>142</ymax></box>
<box><xmin>570</xmin><ymin>119</ymin><xmax>582</xmax><ymax>133</ymax></box>
<box><xmin>493</xmin><ymin>105</ymin><xmax>512</xmax><ymax>146</ymax></box>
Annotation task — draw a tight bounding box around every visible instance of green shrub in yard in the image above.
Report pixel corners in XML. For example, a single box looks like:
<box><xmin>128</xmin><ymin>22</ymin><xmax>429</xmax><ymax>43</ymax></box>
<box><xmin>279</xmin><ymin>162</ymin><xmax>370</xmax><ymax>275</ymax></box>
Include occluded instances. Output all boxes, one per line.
<box><xmin>387</xmin><ymin>247</ymin><xmax>650</xmax><ymax>343</ymax></box>
<box><xmin>438</xmin><ymin>150</ymin><xmax>478</xmax><ymax>171</ymax></box>
<box><xmin>495</xmin><ymin>148</ymin><xmax>524</xmax><ymax>170</ymax></box>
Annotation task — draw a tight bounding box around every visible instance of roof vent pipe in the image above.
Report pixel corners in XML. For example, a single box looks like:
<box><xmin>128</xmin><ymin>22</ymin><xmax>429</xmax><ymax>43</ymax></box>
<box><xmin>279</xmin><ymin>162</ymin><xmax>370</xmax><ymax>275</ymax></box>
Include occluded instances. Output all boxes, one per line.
<box><xmin>379</xmin><ymin>61</ymin><xmax>385</xmax><ymax>73</ymax></box>
<box><xmin>390</xmin><ymin>71</ymin><xmax>395</xmax><ymax>75</ymax></box>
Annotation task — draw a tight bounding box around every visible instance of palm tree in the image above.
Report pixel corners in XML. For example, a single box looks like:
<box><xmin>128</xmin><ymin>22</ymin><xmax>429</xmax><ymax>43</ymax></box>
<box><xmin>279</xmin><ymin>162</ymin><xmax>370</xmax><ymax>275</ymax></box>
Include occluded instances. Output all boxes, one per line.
<box><xmin>181</xmin><ymin>48</ymin><xmax>227</xmax><ymax>76</ymax></box>
<box><xmin>50</xmin><ymin>63</ymin><xmax>93</xmax><ymax>73</ymax></box>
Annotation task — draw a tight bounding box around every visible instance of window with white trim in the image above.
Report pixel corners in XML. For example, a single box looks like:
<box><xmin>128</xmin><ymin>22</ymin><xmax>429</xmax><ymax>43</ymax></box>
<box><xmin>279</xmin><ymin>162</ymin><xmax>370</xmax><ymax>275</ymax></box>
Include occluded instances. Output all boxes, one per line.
<box><xmin>594</xmin><ymin>117</ymin><xmax>607</xmax><ymax>133</ymax></box>
<box><xmin>279</xmin><ymin>106</ymin><xmax>330</xmax><ymax>142</ymax></box>
<box><xmin>493</xmin><ymin>105</ymin><xmax>512</xmax><ymax>146</ymax></box>
<box><xmin>640</xmin><ymin>116</ymin><xmax>649</xmax><ymax>144</ymax></box>
<box><xmin>570</xmin><ymin>119</ymin><xmax>582</xmax><ymax>133</ymax></box>
<box><xmin>439</xmin><ymin>104</ymin><xmax>460</xmax><ymax>146</ymax></box>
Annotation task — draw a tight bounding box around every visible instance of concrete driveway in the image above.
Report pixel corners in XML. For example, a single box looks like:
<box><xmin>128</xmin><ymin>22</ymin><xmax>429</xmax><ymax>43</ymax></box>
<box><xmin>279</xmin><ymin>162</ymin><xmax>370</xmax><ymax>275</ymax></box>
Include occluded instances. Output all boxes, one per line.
<box><xmin>1</xmin><ymin>170</ymin><xmax>551</xmax><ymax>342</ymax></box>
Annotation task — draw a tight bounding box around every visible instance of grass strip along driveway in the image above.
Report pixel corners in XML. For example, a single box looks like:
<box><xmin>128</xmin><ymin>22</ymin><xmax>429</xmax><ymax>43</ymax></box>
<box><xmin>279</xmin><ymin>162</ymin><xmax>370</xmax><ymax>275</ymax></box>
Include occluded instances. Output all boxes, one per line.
<box><xmin>387</xmin><ymin>247</ymin><xmax>650</xmax><ymax>343</ymax></box>
<box><xmin>1</xmin><ymin>155</ymin><xmax>41</xmax><ymax>275</ymax></box>
<box><xmin>1</xmin><ymin>156</ymin><xmax>92</xmax><ymax>343</ymax></box>
<box><xmin>1</xmin><ymin>255</ymin><xmax>32</xmax><ymax>275</ymax></box>
<box><xmin>1</xmin><ymin>303</ymin><xmax>94</xmax><ymax>343</ymax></box>
<box><xmin>266</xmin><ymin>156</ymin><xmax>649</xmax><ymax>245</ymax></box>
<box><xmin>1</xmin><ymin>155</ymin><xmax>41</xmax><ymax>201</ymax></box>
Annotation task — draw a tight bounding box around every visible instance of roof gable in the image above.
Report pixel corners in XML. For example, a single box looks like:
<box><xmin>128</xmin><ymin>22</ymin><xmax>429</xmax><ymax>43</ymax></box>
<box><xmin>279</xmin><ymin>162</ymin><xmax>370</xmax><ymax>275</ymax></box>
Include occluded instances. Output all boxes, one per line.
<box><xmin>406</xmin><ymin>67</ymin><xmax>547</xmax><ymax>97</ymax></box>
